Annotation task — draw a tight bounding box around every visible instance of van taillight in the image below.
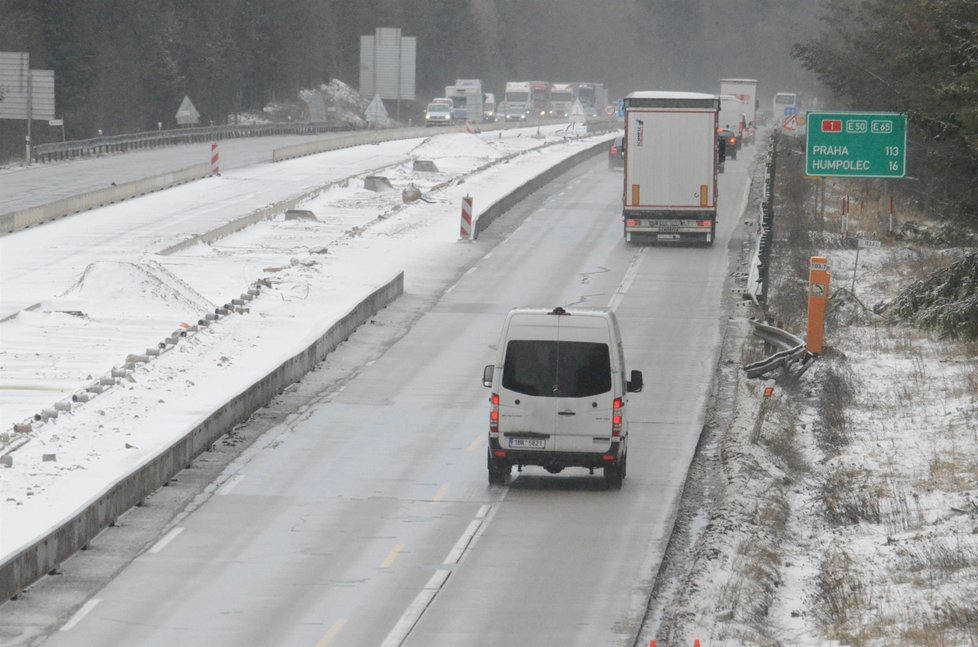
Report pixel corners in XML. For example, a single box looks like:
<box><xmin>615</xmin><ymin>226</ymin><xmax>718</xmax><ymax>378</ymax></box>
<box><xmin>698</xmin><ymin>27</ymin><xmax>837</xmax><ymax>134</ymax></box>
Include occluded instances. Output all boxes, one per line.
<box><xmin>611</xmin><ymin>145</ymin><xmax>618</xmax><ymax>155</ymax></box>
<box><xmin>612</xmin><ymin>397</ymin><xmax>623</xmax><ymax>437</ymax></box>
<box><xmin>489</xmin><ymin>393</ymin><xmax>499</xmax><ymax>433</ymax></box>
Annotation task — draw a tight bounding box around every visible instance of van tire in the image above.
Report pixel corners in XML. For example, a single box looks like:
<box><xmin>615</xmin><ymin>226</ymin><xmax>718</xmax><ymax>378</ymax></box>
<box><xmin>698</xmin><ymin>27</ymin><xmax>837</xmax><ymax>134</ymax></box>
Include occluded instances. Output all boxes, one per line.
<box><xmin>605</xmin><ymin>462</ymin><xmax>623</xmax><ymax>489</ymax></box>
<box><xmin>488</xmin><ymin>450</ymin><xmax>508</xmax><ymax>486</ymax></box>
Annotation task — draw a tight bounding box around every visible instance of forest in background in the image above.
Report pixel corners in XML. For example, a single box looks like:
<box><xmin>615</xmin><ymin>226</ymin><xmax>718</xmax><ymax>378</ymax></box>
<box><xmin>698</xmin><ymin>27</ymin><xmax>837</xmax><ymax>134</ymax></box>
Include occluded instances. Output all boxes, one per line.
<box><xmin>1</xmin><ymin>0</ymin><xmax>821</xmax><ymax>141</ymax></box>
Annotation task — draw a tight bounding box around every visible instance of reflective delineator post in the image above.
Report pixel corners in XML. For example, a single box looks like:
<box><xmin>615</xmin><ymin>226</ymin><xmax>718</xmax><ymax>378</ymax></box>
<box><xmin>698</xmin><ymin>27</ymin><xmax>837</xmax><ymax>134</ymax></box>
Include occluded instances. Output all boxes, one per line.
<box><xmin>459</xmin><ymin>195</ymin><xmax>474</xmax><ymax>241</ymax></box>
<box><xmin>806</xmin><ymin>256</ymin><xmax>831</xmax><ymax>355</ymax></box>
<box><xmin>210</xmin><ymin>142</ymin><xmax>220</xmax><ymax>175</ymax></box>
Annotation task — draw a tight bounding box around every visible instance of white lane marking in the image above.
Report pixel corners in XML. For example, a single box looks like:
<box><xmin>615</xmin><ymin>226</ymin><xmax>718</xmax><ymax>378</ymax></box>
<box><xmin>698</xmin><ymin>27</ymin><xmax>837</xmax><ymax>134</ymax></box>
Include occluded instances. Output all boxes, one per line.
<box><xmin>61</xmin><ymin>598</ymin><xmax>101</xmax><ymax>632</ymax></box>
<box><xmin>217</xmin><ymin>474</ymin><xmax>244</xmax><ymax>496</ymax></box>
<box><xmin>475</xmin><ymin>504</ymin><xmax>490</xmax><ymax>519</ymax></box>
<box><xmin>607</xmin><ymin>248</ymin><xmax>648</xmax><ymax>311</ymax></box>
<box><xmin>443</xmin><ymin>519</ymin><xmax>483</xmax><ymax>565</ymax></box>
<box><xmin>445</xmin><ymin>283</ymin><xmax>458</xmax><ymax>294</ymax></box>
<box><xmin>380</xmin><ymin>570</ymin><xmax>451</xmax><ymax>647</ymax></box>
<box><xmin>485</xmin><ymin>251</ymin><xmax>494</xmax><ymax>259</ymax></box>
<box><xmin>465</xmin><ymin>266</ymin><xmax>477</xmax><ymax>275</ymax></box>
<box><xmin>149</xmin><ymin>527</ymin><xmax>184</xmax><ymax>554</ymax></box>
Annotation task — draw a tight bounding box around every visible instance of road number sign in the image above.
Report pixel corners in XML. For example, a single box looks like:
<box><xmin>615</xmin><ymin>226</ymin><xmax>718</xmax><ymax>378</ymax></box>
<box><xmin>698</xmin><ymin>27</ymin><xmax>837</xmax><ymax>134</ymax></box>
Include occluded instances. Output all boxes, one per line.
<box><xmin>806</xmin><ymin>112</ymin><xmax>906</xmax><ymax>178</ymax></box>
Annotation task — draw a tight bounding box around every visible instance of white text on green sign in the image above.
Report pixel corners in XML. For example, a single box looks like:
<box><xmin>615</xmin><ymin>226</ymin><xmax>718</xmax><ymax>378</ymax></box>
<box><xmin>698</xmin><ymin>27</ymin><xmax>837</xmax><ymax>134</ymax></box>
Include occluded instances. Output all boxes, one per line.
<box><xmin>805</xmin><ymin>112</ymin><xmax>907</xmax><ymax>178</ymax></box>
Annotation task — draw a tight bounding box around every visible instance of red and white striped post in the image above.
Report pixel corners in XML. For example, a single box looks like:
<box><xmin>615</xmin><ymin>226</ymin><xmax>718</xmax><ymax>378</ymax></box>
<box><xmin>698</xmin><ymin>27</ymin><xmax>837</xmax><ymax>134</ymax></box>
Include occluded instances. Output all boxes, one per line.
<box><xmin>210</xmin><ymin>141</ymin><xmax>220</xmax><ymax>175</ymax></box>
<box><xmin>459</xmin><ymin>195</ymin><xmax>474</xmax><ymax>241</ymax></box>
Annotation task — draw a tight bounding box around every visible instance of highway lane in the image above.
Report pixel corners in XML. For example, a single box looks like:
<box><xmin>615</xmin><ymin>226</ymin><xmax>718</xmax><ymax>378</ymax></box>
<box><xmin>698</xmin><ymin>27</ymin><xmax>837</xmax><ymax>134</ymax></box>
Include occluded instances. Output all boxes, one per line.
<box><xmin>0</xmin><ymin>131</ymin><xmax>385</xmax><ymax>216</ymax></box>
<box><xmin>0</xmin><ymin>138</ymin><xmax>422</xmax><ymax>319</ymax></box>
<box><xmin>41</xmin><ymin>153</ymin><xmax>750</xmax><ymax>646</ymax></box>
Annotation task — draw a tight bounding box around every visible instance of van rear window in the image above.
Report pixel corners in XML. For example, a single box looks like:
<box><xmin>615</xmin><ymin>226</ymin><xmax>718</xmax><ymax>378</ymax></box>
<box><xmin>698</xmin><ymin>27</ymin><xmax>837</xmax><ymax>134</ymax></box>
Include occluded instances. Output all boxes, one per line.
<box><xmin>502</xmin><ymin>340</ymin><xmax>611</xmax><ymax>397</ymax></box>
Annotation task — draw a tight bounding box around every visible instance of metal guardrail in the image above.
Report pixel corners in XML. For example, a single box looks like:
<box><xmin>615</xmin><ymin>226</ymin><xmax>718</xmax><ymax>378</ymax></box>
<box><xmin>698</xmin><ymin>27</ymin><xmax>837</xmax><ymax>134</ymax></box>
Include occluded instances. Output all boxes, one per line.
<box><xmin>32</xmin><ymin>121</ymin><xmax>353</xmax><ymax>163</ymax></box>
<box><xmin>744</xmin><ymin>319</ymin><xmax>815</xmax><ymax>379</ymax></box>
<box><xmin>746</xmin><ymin>133</ymin><xmax>777</xmax><ymax>304</ymax></box>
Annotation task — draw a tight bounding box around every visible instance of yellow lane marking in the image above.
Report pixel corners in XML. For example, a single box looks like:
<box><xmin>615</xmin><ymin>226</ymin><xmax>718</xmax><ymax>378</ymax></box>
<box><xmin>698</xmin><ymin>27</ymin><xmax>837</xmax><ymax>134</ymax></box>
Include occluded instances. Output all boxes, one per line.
<box><xmin>315</xmin><ymin>618</ymin><xmax>347</xmax><ymax>647</ymax></box>
<box><xmin>380</xmin><ymin>544</ymin><xmax>403</xmax><ymax>569</ymax></box>
<box><xmin>466</xmin><ymin>435</ymin><xmax>484</xmax><ymax>452</ymax></box>
<box><xmin>431</xmin><ymin>484</ymin><xmax>449</xmax><ymax>504</ymax></box>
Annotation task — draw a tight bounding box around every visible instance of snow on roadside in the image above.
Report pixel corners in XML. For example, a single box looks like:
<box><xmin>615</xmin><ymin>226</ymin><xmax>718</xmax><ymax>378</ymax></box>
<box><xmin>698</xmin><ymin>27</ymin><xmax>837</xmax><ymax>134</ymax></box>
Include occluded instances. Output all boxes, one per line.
<box><xmin>0</xmin><ymin>127</ymin><xmax>613</xmax><ymax>559</ymax></box>
<box><xmin>646</xmin><ymin>151</ymin><xmax>978</xmax><ymax>644</ymax></box>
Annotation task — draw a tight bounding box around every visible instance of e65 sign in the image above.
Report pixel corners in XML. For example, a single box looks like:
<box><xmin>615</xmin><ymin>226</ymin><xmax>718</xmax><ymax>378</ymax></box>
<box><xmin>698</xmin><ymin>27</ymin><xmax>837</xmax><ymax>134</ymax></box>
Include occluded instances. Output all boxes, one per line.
<box><xmin>806</xmin><ymin>112</ymin><xmax>907</xmax><ymax>178</ymax></box>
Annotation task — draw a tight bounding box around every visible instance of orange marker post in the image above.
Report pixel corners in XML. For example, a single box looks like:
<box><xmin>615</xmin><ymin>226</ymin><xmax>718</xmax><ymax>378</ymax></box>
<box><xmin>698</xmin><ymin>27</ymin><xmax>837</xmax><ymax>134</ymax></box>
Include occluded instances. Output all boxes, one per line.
<box><xmin>806</xmin><ymin>256</ymin><xmax>831</xmax><ymax>355</ymax></box>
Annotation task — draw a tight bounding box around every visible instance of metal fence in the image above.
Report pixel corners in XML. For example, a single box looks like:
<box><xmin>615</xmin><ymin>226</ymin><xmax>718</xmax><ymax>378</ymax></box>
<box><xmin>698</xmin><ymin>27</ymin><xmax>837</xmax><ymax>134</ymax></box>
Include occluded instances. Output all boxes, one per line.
<box><xmin>32</xmin><ymin>121</ymin><xmax>353</xmax><ymax>163</ymax></box>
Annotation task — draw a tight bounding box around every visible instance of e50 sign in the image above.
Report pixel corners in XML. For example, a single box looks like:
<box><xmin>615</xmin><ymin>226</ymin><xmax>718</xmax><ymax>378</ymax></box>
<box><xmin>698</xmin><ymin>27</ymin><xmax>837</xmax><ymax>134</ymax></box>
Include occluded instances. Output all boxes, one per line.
<box><xmin>806</xmin><ymin>112</ymin><xmax>906</xmax><ymax>178</ymax></box>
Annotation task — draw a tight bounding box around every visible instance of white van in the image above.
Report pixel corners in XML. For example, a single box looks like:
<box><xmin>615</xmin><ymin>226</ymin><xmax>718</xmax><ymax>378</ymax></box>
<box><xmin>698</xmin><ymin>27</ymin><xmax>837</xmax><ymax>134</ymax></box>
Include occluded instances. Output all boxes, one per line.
<box><xmin>484</xmin><ymin>93</ymin><xmax>497</xmax><ymax>121</ymax></box>
<box><xmin>482</xmin><ymin>306</ymin><xmax>643</xmax><ymax>488</ymax></box>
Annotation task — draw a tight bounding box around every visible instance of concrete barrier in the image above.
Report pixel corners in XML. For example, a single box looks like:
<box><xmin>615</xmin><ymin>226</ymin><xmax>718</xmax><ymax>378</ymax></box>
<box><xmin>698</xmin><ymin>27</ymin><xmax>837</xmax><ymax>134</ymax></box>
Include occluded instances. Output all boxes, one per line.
<box><xmin>474</xmin><ymin>136</ymin><xmax>614</xmax><ymax>237</ymax></box>
<box><xmin>1</xmin><ymin>163</ymin><xmax>211</xmax><ymax>235</ymax></box>
<box><xmin>0</xmin><ymin>272</ymin><xmax>403</xmax><ymax>602</ymax></box>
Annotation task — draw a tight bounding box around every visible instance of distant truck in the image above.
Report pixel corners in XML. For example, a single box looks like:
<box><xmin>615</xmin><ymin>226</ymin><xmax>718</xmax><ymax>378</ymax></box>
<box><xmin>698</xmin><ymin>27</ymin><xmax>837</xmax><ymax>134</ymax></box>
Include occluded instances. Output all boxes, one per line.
<box><xmin>445</xmin><ymin>79</ymin><xmax>484</xmax><ymax>122</ymax></box>
<box><xmin>574</xmin><ymin>82</ymin><xmax>608</xmax><ymax>117</ymax></box>
<box><xmin>484</xmin><ymin>93</ymin><xmax>497</xmax><ymax>121</ymax></box>
<box><xmin>528</xmin><ymin>81</ymin><xmax>550</xmax><ymax>116</ymax></box>
<box><xmin>719</xmin><ymin>78</ymin><xmax>758</xmax><ymax>143</ymax></box>
<box><xmin>622</xmin><ymin>91</ymin><xmax>720</xmax><ymax>245</ymax></box>
<box><xmin>549</xmin><ymin>83</ymin><xmax>575</xmax><ymax>117</ymax></box>
<box><xmin>504</xmin><ymin>81</ymin><xmax>531</xmax><ymax>118</ymax></box>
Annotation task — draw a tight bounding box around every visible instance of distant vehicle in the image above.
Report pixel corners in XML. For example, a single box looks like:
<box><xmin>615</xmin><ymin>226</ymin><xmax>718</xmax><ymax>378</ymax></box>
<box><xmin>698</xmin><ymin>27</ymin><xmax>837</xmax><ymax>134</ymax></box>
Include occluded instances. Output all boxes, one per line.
<box><xmin>608</xmin><ymin>136</ymin><xmax>624</xmax><ymax>169</ymax></box>
<box><xmin>549</xmin><ymin>83</ymin><xmax>575</xmax><ymax>117</ymax></box>
<box><xmin>717</xmin><ymin>127</ymin><xmax>738</xmax><ymax>160</ymax></box>
<box><xmin>622</xmin><ymin>91</ymin><xmax>720</xmax><ymax>245</ymax></box>
<box><xmin>484</xmin><ymin>93</ymin><xmax>497</xmax><ymax>121</ymax></box>
<box><xmin>528</xmin><ymin>81</ymin><xmax>550</xmax><ymax>116</ymax></box>
<box><xmin>430</xmin><ymin>97</ymin><xmax>454</xmax><ymax>109</ymax></box>
<box><xmin>482</xmin><ymin>306</ymin><xmax>643</xmax><ymax>488</ymax></box>
<box><xmin>445</xmin><ymin>79</ymin><xmax>484</xmax><ymax>122</ymax></box>
<box><xmin>574</xmin><ymin>82</ymin><xmax>609</xmax><ymax>117</ymax></box>
<box><xmin>504</xmin><ymin>81</ymin><xmax>531</xmax><ymax>117</ymax></box>
<box><xmin>504</xmin><ymin>102</ymin><xmax>527</xmax><ymax>121</ymax></box>
<box><xmin>424</xmin><ymin>102</ymin><xmax>453</xmax><ymax>126</ymax></box>
<box><xmin>773</xmin><ymin>92</ymin><xmax>797</xmax><ymax>123</ymax></box>
<box><xmin>719</xmin><ymin>78</ymin><xmax>758</xmax><ymax>137</ymax></box>
<box><xmin>452</xmin><ymin>107</ymin><xmax>467</xmax><ymax>122</ymax></box>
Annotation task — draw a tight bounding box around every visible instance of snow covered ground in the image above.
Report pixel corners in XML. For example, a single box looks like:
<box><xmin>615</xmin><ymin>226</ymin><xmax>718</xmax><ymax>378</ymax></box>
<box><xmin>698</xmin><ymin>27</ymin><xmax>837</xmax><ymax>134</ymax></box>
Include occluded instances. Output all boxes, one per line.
<box><xmin>644</xmin><ymin>149</ymin><xmax>978</xmax><ymax>645</ymax></box>
<box><xmin>0</xmin><ymin>124</ymin><xmax>612</xmax><ymax>560</ymax></box>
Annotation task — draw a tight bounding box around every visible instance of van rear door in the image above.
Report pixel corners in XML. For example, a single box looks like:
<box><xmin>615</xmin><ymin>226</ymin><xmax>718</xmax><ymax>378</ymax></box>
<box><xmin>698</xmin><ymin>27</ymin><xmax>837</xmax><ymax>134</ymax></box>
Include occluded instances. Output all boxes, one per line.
<box><xmin>498</xmin><ymin>321</ymin><xmax>559</xmax><ymax>453</ymax></box>
<box><xmin>553</xmin><ymin>318</ymin><xmax>615</xmax><ymax>454</ymax></box>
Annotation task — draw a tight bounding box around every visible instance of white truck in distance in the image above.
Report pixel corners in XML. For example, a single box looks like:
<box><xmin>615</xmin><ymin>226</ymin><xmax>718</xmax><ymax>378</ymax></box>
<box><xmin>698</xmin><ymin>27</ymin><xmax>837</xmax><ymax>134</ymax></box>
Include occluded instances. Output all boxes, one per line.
<box><xmin>621</xmin><ymin>91</ymin><xmax>720</xmax><ymax>245</ymax></box>
<box><xmin>504</xmin><ymin>81</ymin><xmax>531</xmax><ymax>120</ymax></box>
<box><xmin>549</xmin><ymin>83</ymin><xmax>575</xmax><ymax>117</ymax></box>
<box><xmin>445</xmin><ymin>79</ymin><xmax>484</xmax><ymax>122</ymax></box>
<box><xmin>719</xmin><ymin>78</ymin><xmax>758</xmax><ymax>143</ymax></box>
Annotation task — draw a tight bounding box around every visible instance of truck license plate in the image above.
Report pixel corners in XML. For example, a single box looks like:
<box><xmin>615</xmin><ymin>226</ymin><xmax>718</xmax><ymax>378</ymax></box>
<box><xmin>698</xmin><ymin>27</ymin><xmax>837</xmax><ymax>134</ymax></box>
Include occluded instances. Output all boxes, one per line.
<box><xmin>508</xmin><ymin>438</ymin><xmax>546</xmax><ymax>449</ymax></box>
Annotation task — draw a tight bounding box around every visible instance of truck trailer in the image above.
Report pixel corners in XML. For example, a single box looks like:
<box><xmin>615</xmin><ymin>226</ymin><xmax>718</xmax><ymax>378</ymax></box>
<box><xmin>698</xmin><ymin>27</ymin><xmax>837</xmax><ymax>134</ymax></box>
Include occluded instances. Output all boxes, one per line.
<box><xmin>445</xmin><ymin>79</ymin><xmax>484</xmax><ymax>122</ymax></box>
<box><xmin>622</xmin><ymin>91</ymin><xmax>720</xmax><ymax>245</ymax></box>
<box><xmin>719</xmin><ymin>78</ymin><xmax>758</xmax><ymax>142</ymax></box>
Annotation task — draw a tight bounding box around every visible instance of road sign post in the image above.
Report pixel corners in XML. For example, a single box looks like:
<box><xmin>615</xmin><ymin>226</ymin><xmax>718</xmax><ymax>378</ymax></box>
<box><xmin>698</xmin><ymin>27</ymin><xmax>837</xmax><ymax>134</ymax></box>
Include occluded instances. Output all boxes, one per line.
<box><xmin>806</xmin><ymin>112</ymin><xmax>906</xmax><ymax>178</ymax></box>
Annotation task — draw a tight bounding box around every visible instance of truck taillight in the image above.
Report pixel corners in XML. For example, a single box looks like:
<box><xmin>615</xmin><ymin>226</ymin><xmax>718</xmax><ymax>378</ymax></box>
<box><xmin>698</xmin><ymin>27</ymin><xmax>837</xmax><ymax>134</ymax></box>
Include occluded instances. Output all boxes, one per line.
<box><xmin>611</xmin><ymin>145</ymin><xmax>618</xmax><ymax>155</ymax></box>
<box><xmin>489</xmin><ymin>393</ymin><xmax>499</xmax><ymax>434</ymax></box>
<box><xmin>612</xmin><ymin>397</ymin><xmax>623</xmax><ymax>437</ymax></box>
<box><xmin>698</xmin><ymin>220</ymin><xmax>712</xmax><ymax>227</ymax></box>
<box><xmin>625</xmin><ymin>219</ymin><xmax>639</xmax><ymax>227</ymax></box>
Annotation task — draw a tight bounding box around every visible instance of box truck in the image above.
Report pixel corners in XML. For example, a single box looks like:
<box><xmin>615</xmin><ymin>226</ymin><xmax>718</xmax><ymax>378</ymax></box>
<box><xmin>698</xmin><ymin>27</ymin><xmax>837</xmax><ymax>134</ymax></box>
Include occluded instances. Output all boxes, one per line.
<box><xmin>719</xmin><ymin>78</ymin><xmax>758</xmax><ymax>143</ymax></box>
<box><xmin>622</xmin><ymin>91</ymin><xmax>720</xmax><ymax>245</ymax></box>
<box><xmin>445</xmin><ymin>79</ymin><xmax>484</xmax><ymax>122</ymax></box>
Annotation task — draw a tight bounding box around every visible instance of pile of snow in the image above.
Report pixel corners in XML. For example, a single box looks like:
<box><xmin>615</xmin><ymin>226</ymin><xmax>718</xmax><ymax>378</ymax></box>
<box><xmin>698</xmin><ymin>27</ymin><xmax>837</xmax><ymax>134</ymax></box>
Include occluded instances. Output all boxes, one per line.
<box><xmin>40</xmin><ymin>261</ymin><xmax>213</xmax><ymax>321</ymax></box>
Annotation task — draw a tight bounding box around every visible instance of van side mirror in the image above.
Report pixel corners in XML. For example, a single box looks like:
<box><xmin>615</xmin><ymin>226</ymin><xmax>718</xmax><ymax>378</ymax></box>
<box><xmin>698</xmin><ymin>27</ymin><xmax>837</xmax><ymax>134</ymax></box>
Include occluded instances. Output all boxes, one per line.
<box><xmin>627</xmin><ymin>370</ymin><xmax>643</xmax><ymax>393</ymax></box>
<box><xmin>483</xmin><ymin>364</ymin><xmax>494</xmax><ymax>388</ymax></box>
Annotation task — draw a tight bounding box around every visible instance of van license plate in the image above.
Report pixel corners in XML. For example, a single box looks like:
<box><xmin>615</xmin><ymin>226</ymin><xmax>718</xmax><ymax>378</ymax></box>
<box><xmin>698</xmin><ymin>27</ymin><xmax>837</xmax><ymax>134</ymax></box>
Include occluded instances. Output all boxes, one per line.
<box><xmin>508</xmin><ymin>438</ymin><xmax>545</xmax><ymax>449</ymax></box>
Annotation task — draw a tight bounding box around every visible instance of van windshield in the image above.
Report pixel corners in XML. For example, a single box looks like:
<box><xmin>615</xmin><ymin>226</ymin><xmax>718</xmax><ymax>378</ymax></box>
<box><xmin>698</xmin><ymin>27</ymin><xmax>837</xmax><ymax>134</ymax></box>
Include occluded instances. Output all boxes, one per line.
<box><xmin>502</xmin><ymin>340</ymin><xmax>611</xmax><ymax>397</ymax></box>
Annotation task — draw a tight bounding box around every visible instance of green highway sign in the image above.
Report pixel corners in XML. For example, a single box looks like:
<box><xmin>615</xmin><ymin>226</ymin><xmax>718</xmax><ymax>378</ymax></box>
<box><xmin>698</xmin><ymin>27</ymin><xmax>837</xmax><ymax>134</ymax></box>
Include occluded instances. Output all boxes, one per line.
<box><xmin>806</xmin><ymin>112</ymin><xmax>907</xmax><ymax>178</ymax></box>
